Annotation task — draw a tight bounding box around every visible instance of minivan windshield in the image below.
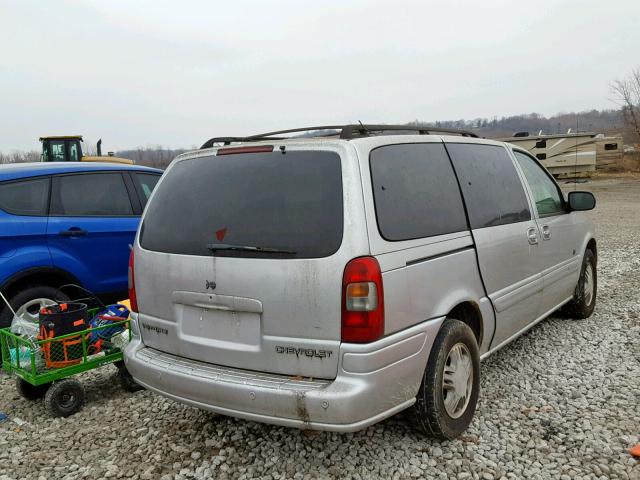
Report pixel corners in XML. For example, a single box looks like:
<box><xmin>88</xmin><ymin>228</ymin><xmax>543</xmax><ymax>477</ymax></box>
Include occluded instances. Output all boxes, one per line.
<box><xmin>140</xmin><ymin>150</ymin><xmax>343</xmax><ymax>258</ymax></box>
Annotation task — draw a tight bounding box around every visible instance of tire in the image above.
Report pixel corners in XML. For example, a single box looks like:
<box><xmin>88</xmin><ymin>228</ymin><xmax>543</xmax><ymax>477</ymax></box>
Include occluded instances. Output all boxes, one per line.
<box><xmin>16</xmin><ymin>377</ymin><xmax>51</xmax><ymax>400</ymax></box>
<box><xmin>410</xmin><ymin>318</ymin><xmax>480</xmax><ymax>440</ymax></box>
<box><xmin>118</xmin><ymin>366</ymin><xmax>144</xmax><ymax>392</ymax></box>
<box><xmin>0</xmin><ymin>285</ymin><xmax>69</xmax><ymax>329</ymax></box>
<box><xmin>562</xmin><ymin>249</ymin><xmax>597</xmax><ymax>319</ymax></box>
<box><xmin>44</xmin><ymin>379</ymin><xmax>85</xmax><ymax>417</ymax></box>
<box><xmin>0</xmin><ymin>285</ymin><xmax>68</xmax><ymax>368</ymax></box>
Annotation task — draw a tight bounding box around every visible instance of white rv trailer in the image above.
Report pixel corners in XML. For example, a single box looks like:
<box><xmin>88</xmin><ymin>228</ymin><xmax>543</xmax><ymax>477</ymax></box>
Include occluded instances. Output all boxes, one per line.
<box><xmin>595</xmin><ymin>134</ymin><xmax>624</xmax><ymax>170</ymax></box>
<box><xmin>498</xmin><ymin>132</ymin><xmax>597</xmax><ymax>177</ymax></box>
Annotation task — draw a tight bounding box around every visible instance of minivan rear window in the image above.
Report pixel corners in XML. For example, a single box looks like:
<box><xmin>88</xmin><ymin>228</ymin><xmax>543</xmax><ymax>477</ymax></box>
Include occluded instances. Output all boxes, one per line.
<box><xmin>140</xmin><ymin>151</ymin><xmax>343</xmax><ymax>258</ymax></box>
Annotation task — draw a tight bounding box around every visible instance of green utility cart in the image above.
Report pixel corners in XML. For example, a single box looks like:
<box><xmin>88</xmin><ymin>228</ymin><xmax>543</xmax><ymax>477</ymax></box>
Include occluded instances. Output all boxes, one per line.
<box><xmin>0</xmin><ymin>308</ymin><xmax>141</xmax><ymax>417</ymax></box>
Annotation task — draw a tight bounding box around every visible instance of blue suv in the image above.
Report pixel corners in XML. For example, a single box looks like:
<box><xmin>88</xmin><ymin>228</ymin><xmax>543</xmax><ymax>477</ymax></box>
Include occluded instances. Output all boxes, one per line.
<box><xmin>0</xmin><ymin>162</ymin><xmax>162</xmax><ymax>328</ymax></box>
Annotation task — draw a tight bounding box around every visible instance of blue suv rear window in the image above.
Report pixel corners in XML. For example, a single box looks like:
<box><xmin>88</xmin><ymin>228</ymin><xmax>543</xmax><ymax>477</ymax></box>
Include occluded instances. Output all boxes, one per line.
<box><xmin>0</xmin><ymin>178</ymin><xmax>49</xmax><ymax>216</ymax></box>
<box><xmin>50</xmin><ymin>173</ymin><xmax>133</xmax><ymax>216</ymax></box>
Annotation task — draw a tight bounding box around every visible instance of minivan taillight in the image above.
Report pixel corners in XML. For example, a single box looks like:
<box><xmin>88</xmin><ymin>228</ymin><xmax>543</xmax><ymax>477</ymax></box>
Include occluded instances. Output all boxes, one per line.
<box><xmin>128</xmin><ymin>250</ymin><xmax>138</xmax><ymax>313</ymax></box>
<box><xmin>342</xmin><ymin>256</ymin><xmax>384</xmax><ymax>343</ymax></box>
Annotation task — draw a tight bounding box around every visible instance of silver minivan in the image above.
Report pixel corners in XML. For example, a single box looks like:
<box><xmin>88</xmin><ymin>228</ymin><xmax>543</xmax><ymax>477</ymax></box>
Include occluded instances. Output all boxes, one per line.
<box><xmin>124</xmin><ymin>125</ymin><xmax>597</xmax><ymax>439</ymax></box>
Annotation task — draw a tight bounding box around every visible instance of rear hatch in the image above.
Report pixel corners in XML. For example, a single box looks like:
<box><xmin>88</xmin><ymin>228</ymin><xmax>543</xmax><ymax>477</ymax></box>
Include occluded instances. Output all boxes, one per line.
<box><xmin>134</xmin><ymin>144</ymin><xmax>365</xmax><ymax>379</ymax></box>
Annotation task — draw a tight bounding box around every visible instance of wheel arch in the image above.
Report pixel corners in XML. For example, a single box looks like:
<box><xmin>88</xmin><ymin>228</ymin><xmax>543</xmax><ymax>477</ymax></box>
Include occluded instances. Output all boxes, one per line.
<box><xmin>586</xmin><ymin>237</ymin><xmax>597</xmax><ymax>261</ymax></box>
<box><xmin>447</xmin><ymin>301</ymin><xmax>484</xmax><ymax>347</ymax></box>
<box><xmin>0</xmin><ymin>266</ymin><xmax>82</xmax><ymax>297</ymax></box>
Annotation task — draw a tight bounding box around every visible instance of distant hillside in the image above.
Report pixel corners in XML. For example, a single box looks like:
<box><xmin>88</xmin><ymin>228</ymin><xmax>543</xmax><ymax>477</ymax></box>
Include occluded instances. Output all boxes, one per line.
<box><xmin>408</xmin><ymin>109</ymin><xmax>627</xmax><ymax>140</ymax></box>
<box><xmin>115</xmin><ymin>146</ymin><xmax>192</xmax><ymax>170</ymax></box>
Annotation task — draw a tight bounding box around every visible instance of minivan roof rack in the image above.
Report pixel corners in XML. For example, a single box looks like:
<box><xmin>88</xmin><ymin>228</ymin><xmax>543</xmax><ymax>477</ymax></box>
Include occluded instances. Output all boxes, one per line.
<box><xmin>200</xmin><ymin>124</ymin><xmax>479</xmax><ymax>149</ymax></box>
<box><xmin>199</xmin><ymin>137</ymin><xmax>247</xmax><ymax>148</ymax></box>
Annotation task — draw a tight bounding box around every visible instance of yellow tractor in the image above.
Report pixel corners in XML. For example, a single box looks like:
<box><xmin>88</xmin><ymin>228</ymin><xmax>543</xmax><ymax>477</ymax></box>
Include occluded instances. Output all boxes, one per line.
<box><xmin>39</xmin><ymin>136</ymin><xmax>133</xmax><ymax>164</ymax></box>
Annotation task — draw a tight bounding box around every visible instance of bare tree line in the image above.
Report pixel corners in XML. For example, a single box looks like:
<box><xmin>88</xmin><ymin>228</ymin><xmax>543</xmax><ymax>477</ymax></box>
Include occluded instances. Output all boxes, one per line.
<box><xmin>115</xmin><ymin>146</ymin><xmax>192</xmax><ymax>169</ymax></box>
<box><xmin>408</xmin><ymin>109</ymin><xmax>626</xmax><ymax>140</ymax></box>
<box><xmin>0</xmin><ymin>150</ymin><xmax>41</xmax><ymax>164</ymax></box>
<box><xmin>611</xmin><ymin>68</ymin><xmax>640</xmax><ymax>143</ymax></box>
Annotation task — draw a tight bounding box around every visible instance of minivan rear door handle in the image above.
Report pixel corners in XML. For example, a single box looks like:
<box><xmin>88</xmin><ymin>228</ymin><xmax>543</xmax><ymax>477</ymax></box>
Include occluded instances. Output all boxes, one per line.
<box><xmin>527</xmin><ymin>227</ymin><xmax>538</xmax><ymax>245</ymax></box>
<box><xmin>541</xmin><ymin>225</ymin><xmax>551</xmax><ymax>240</ymax></box>
<box><xmin>59</xmin><ymin>227</ymin><xmax>88</xmax><ymax>237</ymax></box>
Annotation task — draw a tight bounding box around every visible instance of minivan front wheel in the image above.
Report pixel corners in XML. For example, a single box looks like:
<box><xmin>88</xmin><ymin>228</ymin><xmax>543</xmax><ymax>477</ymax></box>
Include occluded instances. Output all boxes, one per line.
<box><xmin>411</xmin><ymin>319</ymin><xmax>480</xmax><ymax>440</ymax></box>
<box><xmin>563</xmin><ymin>249</ymin><xmax>597</xmax><ymax>319</ymax></box>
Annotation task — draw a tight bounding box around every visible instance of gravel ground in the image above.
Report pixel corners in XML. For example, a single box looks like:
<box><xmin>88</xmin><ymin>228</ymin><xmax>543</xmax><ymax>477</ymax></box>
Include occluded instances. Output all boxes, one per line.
<box><xmin>1</xmin><ymin>177</ymin><xmax>639</xmax><ymax>480</ymax></box>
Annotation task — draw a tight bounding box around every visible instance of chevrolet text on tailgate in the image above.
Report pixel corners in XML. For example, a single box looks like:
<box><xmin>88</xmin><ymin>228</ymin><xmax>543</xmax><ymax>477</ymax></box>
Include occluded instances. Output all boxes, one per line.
<box><xmin>124</xmin><ymin>125</ymin><xmax>597</xmax><ymax>439</ymax></box>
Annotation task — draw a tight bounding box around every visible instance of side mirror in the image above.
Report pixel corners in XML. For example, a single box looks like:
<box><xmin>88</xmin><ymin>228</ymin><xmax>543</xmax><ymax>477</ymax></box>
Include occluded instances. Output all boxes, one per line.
<box><xmin>568</xmin><ymin>191</ymin><xmax>595</xmax><ymax>211</ymax></box>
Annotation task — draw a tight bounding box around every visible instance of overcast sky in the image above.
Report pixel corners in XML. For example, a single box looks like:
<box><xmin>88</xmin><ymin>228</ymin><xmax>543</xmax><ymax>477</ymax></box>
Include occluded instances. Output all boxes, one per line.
<box><xmin>1</xmin><ymin>0</ymin><xmax>638</xmax><ymax>151</ymax></box>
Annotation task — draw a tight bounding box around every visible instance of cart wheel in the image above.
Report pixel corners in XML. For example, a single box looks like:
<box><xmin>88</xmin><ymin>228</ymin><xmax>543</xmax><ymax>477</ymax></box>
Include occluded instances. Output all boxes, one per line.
<box><xmin>16</xmin><ymin>378</ymin><xmax>51</xmax><ymax>401</ymax></box>
<box><xmin>118</xmin><ymin>366</ymin><xmax>144</xmax><ymax>392</ymax></box>
<box><xmin>44</xmin><ymin>379</ymin><xmax>85</xmax><ymax>417</ymax></box>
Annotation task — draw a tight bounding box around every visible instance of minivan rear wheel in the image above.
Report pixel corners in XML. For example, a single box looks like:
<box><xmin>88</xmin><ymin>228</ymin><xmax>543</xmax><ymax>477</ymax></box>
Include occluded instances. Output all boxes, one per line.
<box><xmin>562</xmin><ymin>249</ymin><xmax>597</xmax><ymax>319</ymax></box>
<box><xmin>410</xmin><ymin>318</ymin><xmax>480</xmax><ymax>440</ymax></box>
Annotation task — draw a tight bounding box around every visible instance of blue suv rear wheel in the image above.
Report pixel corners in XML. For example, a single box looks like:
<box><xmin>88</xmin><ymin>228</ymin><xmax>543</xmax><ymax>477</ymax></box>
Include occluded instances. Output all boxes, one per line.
<box><xmin>0</xmin><ymin>285</ymin><xmax>68</xmax><ymax>329</ymax></box>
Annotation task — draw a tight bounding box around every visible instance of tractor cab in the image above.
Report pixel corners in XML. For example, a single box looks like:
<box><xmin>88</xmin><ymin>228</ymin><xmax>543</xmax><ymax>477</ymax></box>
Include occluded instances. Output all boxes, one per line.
<box><xmin>39</xmin><ymin>136</ymin><xmax>133</xmax><ymax>164</ymax></box>
<box><xmin>40</xmin><ymin>135</ymin><xmax>84</xmax><ymax>162</ymax></box>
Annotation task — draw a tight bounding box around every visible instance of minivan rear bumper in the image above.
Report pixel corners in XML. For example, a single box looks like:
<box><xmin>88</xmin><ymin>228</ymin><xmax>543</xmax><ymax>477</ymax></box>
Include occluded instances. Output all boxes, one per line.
<box><xmin>124</xmin><ymin>314</ymin><xmax>444</xmax><ymax>432</ymax></box>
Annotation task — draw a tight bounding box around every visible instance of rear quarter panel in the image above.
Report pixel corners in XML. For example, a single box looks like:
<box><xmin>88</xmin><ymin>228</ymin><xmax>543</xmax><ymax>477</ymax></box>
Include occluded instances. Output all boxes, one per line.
<box><xmin>351</xmin><ymin>136</ymin><xmax>495</xmax><ymax>353</ymax></box>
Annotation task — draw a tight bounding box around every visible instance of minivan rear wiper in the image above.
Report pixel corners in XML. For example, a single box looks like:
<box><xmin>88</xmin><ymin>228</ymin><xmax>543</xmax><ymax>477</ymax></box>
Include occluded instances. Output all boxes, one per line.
<box><xmin>206</xmin><ymin>243</ymin><xmax>296</xmax><ymax>255</ymax></box>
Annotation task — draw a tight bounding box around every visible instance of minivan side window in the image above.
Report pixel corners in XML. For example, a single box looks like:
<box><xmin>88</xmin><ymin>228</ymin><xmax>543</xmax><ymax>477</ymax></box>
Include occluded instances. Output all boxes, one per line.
<box><xmin>0</xmin><ymin>178</ymin><xmax>50</xmax><ymax>216</ymax></box>
<box><xmin>369</xmin><ymin>143</ymin><xmax>468</xmax><ymax>241</ymax></box>
<box><xmin>447</xmin><ymin>144</ymin><xmax>531</xmax><ymax>229</ymax></box>
<box><xmin>513</xmin><ymin>150</ymin><xmax>566</xmax><ymax>217</ymax></box>
<box><xmin>50</xmin><ymin>173</ymin><xmax>134</xmax><ymax>216</ymax></box>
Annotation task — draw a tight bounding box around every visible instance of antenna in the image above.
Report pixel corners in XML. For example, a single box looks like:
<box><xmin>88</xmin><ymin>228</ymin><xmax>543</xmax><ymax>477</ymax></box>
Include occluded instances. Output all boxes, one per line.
<box><xmin>574</xmin><ymin>114</ymin><xmax>578</xmax><ymax>190</ymax></box>
<box><xmin>358</xmin><ymin>121</ymin><xmax>370</xmax><ymax>135</ymax></box>
<box><xmin>0</xmin><ymin>290</ymin><xmax>18</xmax><ymax>318</ymax></box>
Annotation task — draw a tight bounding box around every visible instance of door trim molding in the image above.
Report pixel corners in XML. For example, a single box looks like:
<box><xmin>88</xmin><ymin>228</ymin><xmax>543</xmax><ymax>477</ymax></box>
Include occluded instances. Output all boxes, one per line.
<box><xmin>480</xmin><ymin>296</ymin><xmax>572</xmax><ymax>361</ymax></box>
<box><xmin>490</xmin><ymin>272</ymin><xmax>543</xmax><ymax>314</ymax></box>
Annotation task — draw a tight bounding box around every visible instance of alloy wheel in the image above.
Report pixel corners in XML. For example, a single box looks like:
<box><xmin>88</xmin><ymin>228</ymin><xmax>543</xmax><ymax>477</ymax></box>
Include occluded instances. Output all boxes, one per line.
<box><xmin>442</xmin><ymin>342</ymin><xmax>474</xmax><ymax>419</ymax></box>
<box><xmin>14</xmin><ymin>298</ymin><xmax>57</xmax><ymax>323</ymax></box>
